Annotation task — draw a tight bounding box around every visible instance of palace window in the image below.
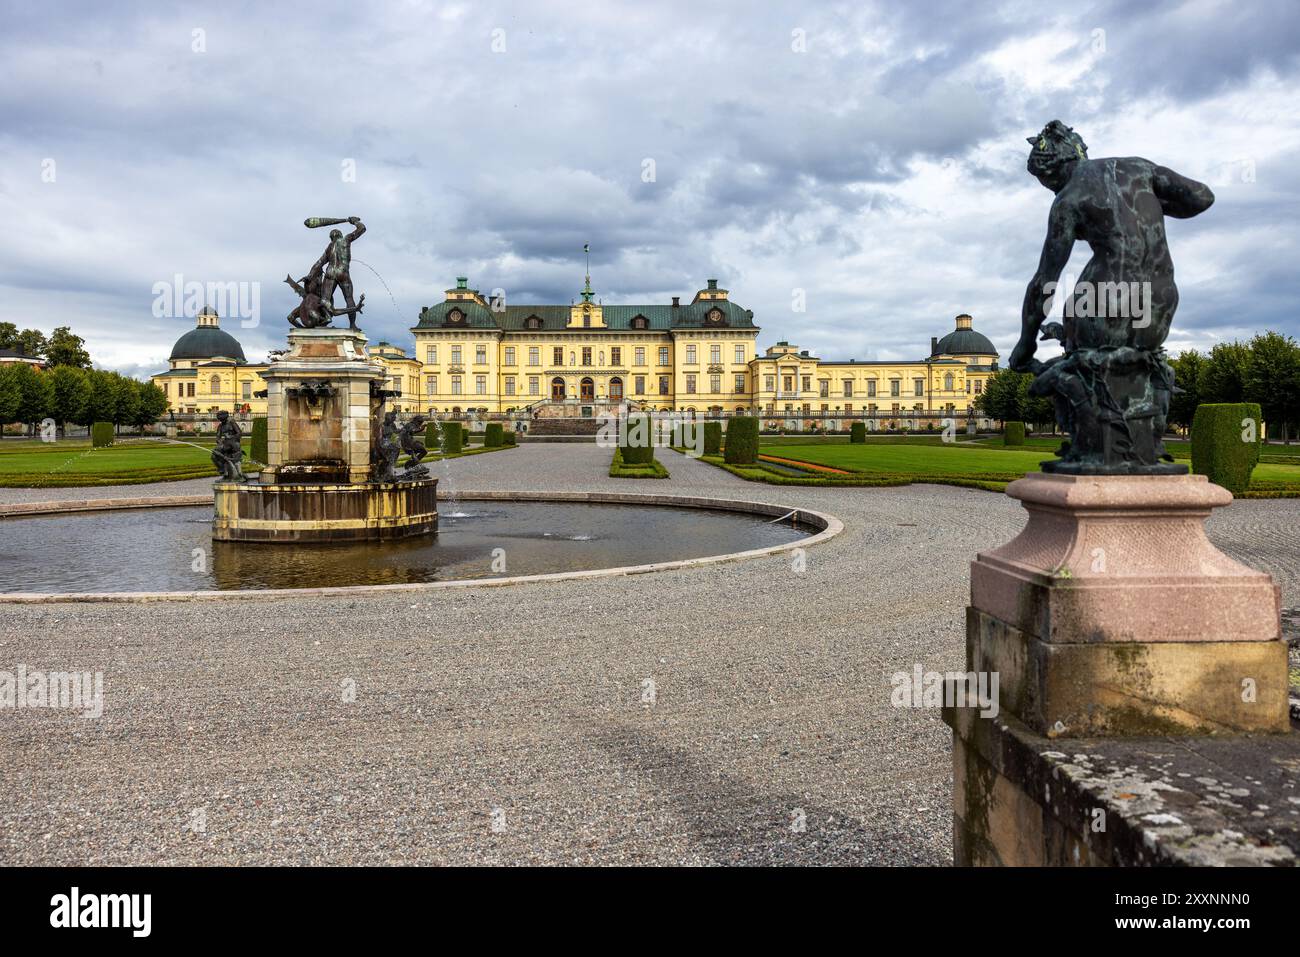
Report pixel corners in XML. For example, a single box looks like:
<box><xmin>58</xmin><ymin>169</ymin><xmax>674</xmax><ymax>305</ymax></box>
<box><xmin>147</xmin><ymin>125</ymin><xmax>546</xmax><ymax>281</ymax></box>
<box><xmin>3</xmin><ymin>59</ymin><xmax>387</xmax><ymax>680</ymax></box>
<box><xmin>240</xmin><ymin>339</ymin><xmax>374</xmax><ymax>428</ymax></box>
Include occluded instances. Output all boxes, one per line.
<box><xmin>476</xmin><ymin>375</ymin><xmax>487</xmax><ymax>395</ymax></box>
<box><xmin>842</xmin><ymin>380</ymin><xmax>853</xmax><ymax>398</ymax></box>
<box><xmin>582</xmin><ymin>347</ymin><xmax>592</xmax><ymax>366</ymax></box>
<box><xmin>529</xmin><ymin>376</ymin><xmax>539</xmax><ymax>395</ymax></box>
<box><xmin>944</xmin><ymin>373</ymin><xmax>954</xmax><ymax>391</ymax></box>
<box><xmin>504</xmin><ymin>346</ymin><xmax>516</xmax><ymax>366</ymax></box>
<box><xmin>686</xmin><ymin>374</ymin><xmax>697</xmax><ymax>394</ymax></box>
<box><xmin>427</xmin><ymin>375</ymin><xmax>438</xmax><ymax>394</ymax></box>
<box><xmin>658</xmin><ymin>346</ymin><xmax>669</xmax><ymax>366</ymax></box>
<box><xmin>611</xmin><ymin>347</ymin><xmax>621</xmax><ymax>366</ymax></box>
<box><xmin>525</xmin><ymin>315</ymin><xmax>542</xmax><ymax>330</ymax></box>
<box><xmin>529</xmin><ymin>347</ymin><xmax>540</xmax><ymax>367</ymax></box>
<box><xmin>914</xmin><ymin>378</ymin><xmax>924</xmax><ymax>397</ymax></box>
<box><xmin>553</xmin><ymin>347</ymin><xmax>564</xmax><ymax>366</ymax></box>
<box><xmin>635</xmin><ymin>376</ymin><xmax>645</xmax><ymax>395</ymax></box>
<box><xmin>658</xmin><ymin>376</ymin><xmax>670</xmax><ymax>395</ymax></box>
<box><xmin>734</xmin><ymin>374</ymin><xmax>745</xmax><ymax>393</ymax></box>
<box><xmin>209</xmin><ymin>375</ymin><xmax>221</xmax><ymax>394</ymax></box>
<box><xmin>802</xmin><ymin>375</ymin><xmax>811</xmax><ymax>391</ymax></box>
<box><xmin>734</xmin><ymin>345</ymin><xmax>745</xmax><ymax>364</ymax></box>
<box><xmin>505</xmin><ymin>377</ymin><xmax>515</xmax><ymax>396</ymax></box>
<box><xmin>765</xmin><ymin>375</ymin><xmax>775</xmax><ymax>391</ymax></box>
<box><xmin>425</xmin><ymin>345</ymin><xmax>437</xmax><ymax>364</ymax></box>
<box><xmin>242</xmin><ymin>381</ymin><xmax>251</xmax><ymax>400</ymax></box>
<box><xmin>634</xmin><ymin>347</ymin><xmax>645</xmax><ymax>366</ymax></box>
<box><xmin>783</xmin><ymin>376</ymin><xmax>794</xmax><ymax>393</ymax></box>
<box><xmin>476</xmin><ymin>345</ymin><xmax>487</xmax><ymax>365</ymax></box>
<box><xmin>867</xmin><ymin>380</ymin><xmax>876</xmax><ymax>397</ymax></box>
<box><xmin>451</xmin><ymin>346</ymin><xmax>462</xmax><ymax>365</ymax></box>
<box><xmin>631</xmin><ymin>315</ymin><xmax>648</xmax><ymax>330</ymax></box>
<box><xmin>186</xmin><ymin>382</ymin><xmax>195</xmax><ymax>397</ymax></box>
<box><xmin>686</xmin><ymin>344</ymin><xmax>697</xmax><ymax>364</ymax></box>
<box><xmin>710</xmin><ymin>344</ymin><xmax>721</xmax><ymax>364</ymax></box>
<box><xmin>974</xmin><ymin>380</ymin><xmax>982</xmax><ymax>394</ymax></box>
<box><xmin>710</xmin><ymin>374</ymin><xmax>721</xmax><ymax>393</ymax></box>
<box><xmin>890</xmin><ymin>380</ymin><xmax>900</xmax><ymax>397</ymax></box>
<box><xmin>451</xmin><ymin>376</ymin><xmax>462</xmax><ymax>395</ymax></box>
<box><xmin>819</xmin><ymin>380</ymin><xmax>829</xmax><ymax>397</ymax></box>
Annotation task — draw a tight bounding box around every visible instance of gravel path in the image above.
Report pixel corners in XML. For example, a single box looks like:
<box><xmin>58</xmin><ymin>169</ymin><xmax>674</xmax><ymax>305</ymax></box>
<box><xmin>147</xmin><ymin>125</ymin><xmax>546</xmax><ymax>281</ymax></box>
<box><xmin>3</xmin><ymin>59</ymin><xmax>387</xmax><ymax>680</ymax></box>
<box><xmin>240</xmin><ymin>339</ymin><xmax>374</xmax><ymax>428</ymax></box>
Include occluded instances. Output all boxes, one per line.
<box><xmin>1</xmin><ymin>443</ymin><xmax>1296</xmax><ymax>865</ymax></box>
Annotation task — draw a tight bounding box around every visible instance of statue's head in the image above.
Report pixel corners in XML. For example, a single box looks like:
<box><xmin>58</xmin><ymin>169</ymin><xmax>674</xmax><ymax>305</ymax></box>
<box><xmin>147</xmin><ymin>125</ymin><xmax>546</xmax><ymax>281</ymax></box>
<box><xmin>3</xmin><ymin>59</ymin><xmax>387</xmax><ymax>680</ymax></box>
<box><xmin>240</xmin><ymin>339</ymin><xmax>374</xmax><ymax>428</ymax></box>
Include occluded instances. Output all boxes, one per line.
<box><xmin>216</xmin><ymin>410</ymin><xmax>228</xmax><ymax>422</ymax></box>
<box><xmin>1027</xmin><ymin>120</ymin><xmax>1087</xmax><ymax>192</ymax></box>
<box><xmin>329</xmin><ymin>228</ymin><xmax>343</xmax><ymax>241</ymax></box>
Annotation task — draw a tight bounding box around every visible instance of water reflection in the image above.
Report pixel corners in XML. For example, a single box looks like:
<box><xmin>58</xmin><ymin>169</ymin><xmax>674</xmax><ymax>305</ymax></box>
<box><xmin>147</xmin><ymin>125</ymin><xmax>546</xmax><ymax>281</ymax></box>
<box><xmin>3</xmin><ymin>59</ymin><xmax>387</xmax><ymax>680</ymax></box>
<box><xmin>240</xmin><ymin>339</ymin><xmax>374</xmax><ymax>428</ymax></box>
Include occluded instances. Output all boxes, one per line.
<box><xmin>1</xmin><ymin>502</ymin><xmax>811</xmax><ymax>593</ymax></box>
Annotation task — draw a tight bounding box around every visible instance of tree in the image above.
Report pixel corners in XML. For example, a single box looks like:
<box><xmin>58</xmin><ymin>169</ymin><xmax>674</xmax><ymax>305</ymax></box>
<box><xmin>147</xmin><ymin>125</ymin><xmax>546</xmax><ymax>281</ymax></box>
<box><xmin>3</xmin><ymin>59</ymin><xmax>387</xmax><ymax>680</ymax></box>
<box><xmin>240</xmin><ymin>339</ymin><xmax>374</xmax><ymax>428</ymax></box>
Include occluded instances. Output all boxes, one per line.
<box><xmin>44</xmin><ymin>327</ymin><xmax>92</xmax><ymax>369</ymax></box>
<box><xmin>131</xmin><ymin>379</ymin><xmax>168</xmax><ymax>428</ymax></box>
<box><xmin>81</xmin><ymin>369</ymin><xmax>119</xmax><ymax>426</ymax></box>
<box><xmin>109</xmin><ymin>373</ymin><xmax>140</xmax><ymax>430</ymax></box>
<box><xmin>975</xmin><ymin>368</ymin><xmax>1023</xmax><ymax>423</ymax></box>
<box><xmin>1168</xmin><ymin>349</ymin><xmax>1206</xmax><ymax>431</ymax></box>
<box><xmin>1199</xmin><ymin>341</ymin><xmax>1251</xmax><ymax>403</ymax></box>
<box><xmin>0</xmin><ymin>365</ymin><xmax>21</xmax><ymax>423</ymax></box>
<box><xmin>4</xmin><ymin>362</ymin><xmax>52</xmax><ymax>432</ymax></box>
<box><xmin>0</xmin><ymin>323</ymin><xmax>18</xmax><ymax>350</ymax></box>
<box><xmin>13</xmin><ymin>329</ymin><xmax>48</xmax><ymax>360</ymax></box>
<box><xmin>1244</xmin><ymin>331</ymin><xmax>1300</xmax><ymax>443</ymax></box>
<box><xmin>45</xmin><ymin>365</ymin><xmax>92</xmax><ymax>435</ymax></box>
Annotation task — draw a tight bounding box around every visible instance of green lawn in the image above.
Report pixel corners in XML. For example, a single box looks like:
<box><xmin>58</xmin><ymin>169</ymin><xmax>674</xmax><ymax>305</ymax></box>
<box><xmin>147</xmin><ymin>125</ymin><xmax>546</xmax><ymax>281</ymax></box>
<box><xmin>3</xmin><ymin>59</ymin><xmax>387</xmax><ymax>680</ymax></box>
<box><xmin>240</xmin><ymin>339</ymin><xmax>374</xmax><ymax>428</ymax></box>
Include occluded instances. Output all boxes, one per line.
<box><xmin>742</xmin><ymin>437</ymin><xmax>1300</xmax><ymax>496</ymax></box>
<box><xmin>0</xmin><ymin>438</ymin><xmax>244</xmax><ymax>487</ymax></box>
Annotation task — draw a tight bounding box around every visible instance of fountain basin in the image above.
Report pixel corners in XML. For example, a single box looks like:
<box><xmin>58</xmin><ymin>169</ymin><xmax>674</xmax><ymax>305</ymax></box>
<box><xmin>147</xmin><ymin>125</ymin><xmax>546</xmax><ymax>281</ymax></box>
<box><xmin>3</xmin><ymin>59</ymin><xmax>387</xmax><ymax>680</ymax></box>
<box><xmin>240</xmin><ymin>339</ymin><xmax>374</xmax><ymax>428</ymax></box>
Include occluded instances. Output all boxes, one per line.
<box><xmin>213</xmin><ymin>478</ymin><xmax>437</xmax><ymax>542</ymax></box>
<box><xmin>0</xmin><ymin>492</ymin><xmax>838</xmax><ymax>599</ymax></box>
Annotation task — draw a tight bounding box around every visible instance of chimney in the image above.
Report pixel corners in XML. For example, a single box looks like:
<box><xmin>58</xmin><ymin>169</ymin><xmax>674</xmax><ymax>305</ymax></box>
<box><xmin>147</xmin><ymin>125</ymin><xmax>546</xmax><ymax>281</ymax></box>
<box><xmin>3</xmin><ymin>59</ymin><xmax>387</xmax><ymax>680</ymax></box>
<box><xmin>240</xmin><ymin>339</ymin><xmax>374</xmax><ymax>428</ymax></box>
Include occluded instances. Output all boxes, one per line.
<box><xmin>671</xmin><ymin>296</ymin><xmax>680</xmax><ymax>308</ymax></box>
<box><xmin>931</xmin><ymin>336</ymin><xmax>939</xmax><ymax>354</ymax></box>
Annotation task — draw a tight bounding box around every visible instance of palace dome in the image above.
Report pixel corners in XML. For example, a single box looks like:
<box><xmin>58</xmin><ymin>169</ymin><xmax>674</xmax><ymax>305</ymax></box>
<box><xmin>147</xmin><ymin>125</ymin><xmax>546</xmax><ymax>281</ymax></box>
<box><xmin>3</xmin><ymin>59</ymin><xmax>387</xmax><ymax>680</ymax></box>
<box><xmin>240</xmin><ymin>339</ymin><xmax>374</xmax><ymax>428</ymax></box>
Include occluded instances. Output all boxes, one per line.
<box><xmin>931</xmin><ymin>314</ymin><xmax>997</xmax><ymax>358</ymax></box>
<box><xmin>168</xmin><ymin>309</ymin><xmax>247</xmax><ymax>362</ymax></box>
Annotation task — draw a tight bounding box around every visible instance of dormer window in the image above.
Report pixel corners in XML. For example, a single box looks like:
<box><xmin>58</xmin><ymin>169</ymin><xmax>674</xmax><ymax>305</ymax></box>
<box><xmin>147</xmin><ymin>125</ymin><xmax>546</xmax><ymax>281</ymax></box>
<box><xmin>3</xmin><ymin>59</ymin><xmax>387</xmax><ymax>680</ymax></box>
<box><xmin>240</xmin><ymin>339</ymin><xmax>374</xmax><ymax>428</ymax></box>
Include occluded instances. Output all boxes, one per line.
<box><xmin>631</xmin><ymin>315</ymin><xmax>648</xmax><ymax>330</ymax></box>
<box><xmin>707</xmin><ymin>308</ymin><xmax>724</xmax><ymax>325</ymax></box>
<box><xmin>447</xmin><ymin>308</ymin><xmax>465</xmax><ymax>325</ymax></box>
<box><xmin>525</xmin><ymin>315</ymin><xmax>543</xmax><ymax>330</ymax></box>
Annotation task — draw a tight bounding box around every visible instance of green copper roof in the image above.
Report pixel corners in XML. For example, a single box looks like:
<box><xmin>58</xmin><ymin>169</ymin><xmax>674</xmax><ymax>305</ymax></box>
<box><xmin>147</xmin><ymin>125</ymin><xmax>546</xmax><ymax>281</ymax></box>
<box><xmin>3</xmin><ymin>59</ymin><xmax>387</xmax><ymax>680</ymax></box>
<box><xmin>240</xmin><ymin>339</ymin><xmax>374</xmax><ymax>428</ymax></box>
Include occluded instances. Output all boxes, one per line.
<box><xmin>168</xmin><ymin>325</ymin><xmax>247</xmax><ymax>362</ymax></box>
<box><xmin>414</xmin><ymin>298</ymin><xmax>757</xmax><ymax>332</ymax></box>
<box><xmin>931</xmin><ymin>327</ymin><xmax>997</xmax><ymax>358</ymax></box>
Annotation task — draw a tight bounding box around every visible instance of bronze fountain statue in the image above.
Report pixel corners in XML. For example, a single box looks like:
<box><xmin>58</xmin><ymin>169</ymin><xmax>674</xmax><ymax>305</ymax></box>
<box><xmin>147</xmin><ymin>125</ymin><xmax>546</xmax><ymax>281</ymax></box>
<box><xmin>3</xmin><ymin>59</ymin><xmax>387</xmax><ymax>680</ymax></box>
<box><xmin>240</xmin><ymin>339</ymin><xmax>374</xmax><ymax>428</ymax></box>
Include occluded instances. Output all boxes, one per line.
<box><xmin>1011</xmin><ymin>121</ymin><xmax>1214</xmax><ymax>474</ymax></box>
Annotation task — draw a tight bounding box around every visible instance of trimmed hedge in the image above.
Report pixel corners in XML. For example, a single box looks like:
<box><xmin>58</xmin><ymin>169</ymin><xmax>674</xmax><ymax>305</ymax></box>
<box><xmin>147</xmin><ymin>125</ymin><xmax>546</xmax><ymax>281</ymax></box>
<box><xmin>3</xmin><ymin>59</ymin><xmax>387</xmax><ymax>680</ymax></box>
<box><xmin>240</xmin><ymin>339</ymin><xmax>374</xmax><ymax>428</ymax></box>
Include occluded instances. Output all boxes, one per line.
<box><xmin>620</xmin><ymin>413</ymin><xmax>656</xmax><ymax>465</ymax></box>
<box><xmin>724</xmin><ymin>416</ymin><xmax>759</xmax><ymax>464</ymax></box>
<box><xmin>91</xmin><ymin>422</ymin><xmax>114</xmax><ymax>448</ymax></box>
<box><xmin>850</xmin><ymin>422</ymin><xmax>867</xmax><ymax>443</ymax></box>
<box><xmin>1004</xmin><ymin>422</ymin><xmax>1025</xmax><ymax>446</ymax></box>
<box><xmin>703</xmin><ymin>421</ymin><xmax>722</xmax><ymax>456</ymax></box>
<box><xmin>484</xmin><ymin>423</ymin><xmax>504</xmax><ymax>447</ymax></box>
<box><xmin>610</xmin><ymin>447</ymin><xmax>669</xmax><ymax>478</ymax></box>
<box><xmin>1191</xmin><ymin>402</ymin><xmax>1261</xmax><ymax>495</ymax></box>
<box><xmin>438</xmin><ymin>420</ymin><xmax>463</xmax><ymax>455</ymax></box>
<box><xmin>504</xmin><ymin>430</ymin><xmax>517</xmax><ymax>446</ymax></box>
<box><xmin>250</xmin><ymin>417</ymin><xmax>268</xmax><ymax>465</ymax></box>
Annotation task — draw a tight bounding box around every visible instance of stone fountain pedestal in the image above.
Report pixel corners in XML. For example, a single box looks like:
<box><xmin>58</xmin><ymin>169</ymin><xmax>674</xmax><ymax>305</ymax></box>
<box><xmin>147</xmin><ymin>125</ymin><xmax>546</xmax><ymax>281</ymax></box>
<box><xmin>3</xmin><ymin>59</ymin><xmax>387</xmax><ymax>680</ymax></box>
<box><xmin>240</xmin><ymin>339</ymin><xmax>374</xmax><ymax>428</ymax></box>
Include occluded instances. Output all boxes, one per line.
<box><xmin>212</xmin><ymin>327</ymin><xmax>437</xmax><ymax>543</ymax></box>
<box><xmin>943</xmin><ymin>472</ymin><xmax>1291</xmax><ymax>866</ymax></box>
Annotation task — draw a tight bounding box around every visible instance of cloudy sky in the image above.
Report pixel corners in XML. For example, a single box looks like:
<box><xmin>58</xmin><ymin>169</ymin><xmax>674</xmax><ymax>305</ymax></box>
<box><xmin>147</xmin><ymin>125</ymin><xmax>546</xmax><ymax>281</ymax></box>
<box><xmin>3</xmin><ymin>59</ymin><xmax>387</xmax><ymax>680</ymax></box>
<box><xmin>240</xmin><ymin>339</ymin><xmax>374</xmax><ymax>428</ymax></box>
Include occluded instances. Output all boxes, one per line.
<box><xmin>2</xmin><ymin>0</ymin><xmax>1297</xmax><ymax>377</ymax></box>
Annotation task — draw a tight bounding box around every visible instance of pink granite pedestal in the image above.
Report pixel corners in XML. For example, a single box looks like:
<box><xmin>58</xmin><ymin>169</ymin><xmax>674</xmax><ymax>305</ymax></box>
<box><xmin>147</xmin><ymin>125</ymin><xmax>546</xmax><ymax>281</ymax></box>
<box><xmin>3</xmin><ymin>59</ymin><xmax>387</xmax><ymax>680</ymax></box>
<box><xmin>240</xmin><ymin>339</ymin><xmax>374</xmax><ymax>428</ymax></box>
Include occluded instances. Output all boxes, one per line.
<box><xmin>967</xmin><ymin>472</ymin><xmax>1289</xmax><ymax>736</ymax></box>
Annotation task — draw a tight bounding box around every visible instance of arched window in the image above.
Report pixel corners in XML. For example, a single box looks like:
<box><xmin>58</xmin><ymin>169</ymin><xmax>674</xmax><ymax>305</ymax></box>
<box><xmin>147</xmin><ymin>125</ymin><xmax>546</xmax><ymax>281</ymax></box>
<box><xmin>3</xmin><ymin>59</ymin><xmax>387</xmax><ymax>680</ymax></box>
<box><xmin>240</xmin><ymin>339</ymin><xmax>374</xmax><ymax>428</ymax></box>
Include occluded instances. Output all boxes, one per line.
<box><xmin>551</xmin><ymin>377</ymin><xmax>565</xmax><ymax>400</ymax></box>
<box><xmin>631</xmin><ymin>315</ymin><xmax>648</xmax><ymax>330</ymax></box>
<box><xmin>209</xmin><ymin>375</ymin><xmax>221</xmax><ymax>394</ymax></box>
<box><xmin>944</xmin><ymin>373</ymin><xmax>954</xmax><ymax>391</ymax></box>
<box><xmin>609</xmin><ymin>377</ymin><xmax>623</xmax><ymax>401</ymax></box>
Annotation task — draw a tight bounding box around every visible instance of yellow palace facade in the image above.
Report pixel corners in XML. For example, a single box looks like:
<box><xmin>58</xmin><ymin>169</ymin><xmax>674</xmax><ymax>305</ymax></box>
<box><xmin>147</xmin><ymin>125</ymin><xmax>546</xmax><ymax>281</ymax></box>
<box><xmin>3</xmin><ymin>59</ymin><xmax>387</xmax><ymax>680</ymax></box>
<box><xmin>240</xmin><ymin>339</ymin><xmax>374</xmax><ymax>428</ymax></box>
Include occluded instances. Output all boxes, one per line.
<box><xmin>153</xmin><ymin>280</ymin><xmax>1000</xmax><ymax>428</ymax></box>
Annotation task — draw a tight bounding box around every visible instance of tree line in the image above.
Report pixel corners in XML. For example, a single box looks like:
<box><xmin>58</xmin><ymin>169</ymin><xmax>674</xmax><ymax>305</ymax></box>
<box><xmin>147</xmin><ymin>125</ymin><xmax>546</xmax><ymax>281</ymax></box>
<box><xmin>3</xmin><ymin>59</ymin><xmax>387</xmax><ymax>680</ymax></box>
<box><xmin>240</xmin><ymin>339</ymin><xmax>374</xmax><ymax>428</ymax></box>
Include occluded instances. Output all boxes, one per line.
<box><xmin>976</xmin><ymin>331</ymin><xmax>1300</xmax><ymax>441</ymax></box>
<box><xmin>0</xmin><ymin>325</ymin><xmax>168</xmax><ymax>434</ymax></box>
